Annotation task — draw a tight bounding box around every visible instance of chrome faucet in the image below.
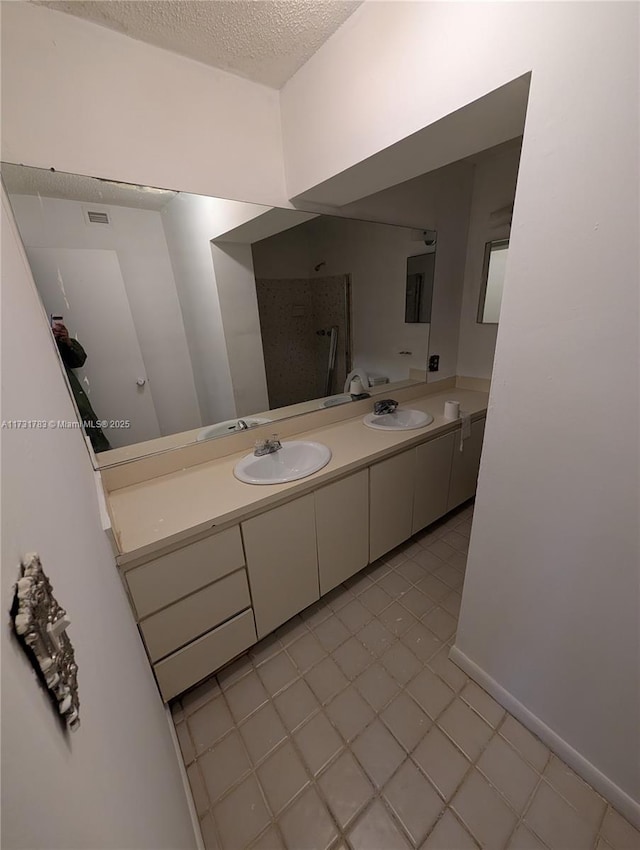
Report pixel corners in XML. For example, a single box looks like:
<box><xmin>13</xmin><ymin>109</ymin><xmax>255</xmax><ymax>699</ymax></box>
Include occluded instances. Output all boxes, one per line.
<box><xmin>236</xmin><ymin>419</ymin><xmax>249</xmax><ymax>431</ymax></box>
<box><xmin>254</xmin><ymin>435</ymin><xmax>282</xmax><ymax>457</ymax></box>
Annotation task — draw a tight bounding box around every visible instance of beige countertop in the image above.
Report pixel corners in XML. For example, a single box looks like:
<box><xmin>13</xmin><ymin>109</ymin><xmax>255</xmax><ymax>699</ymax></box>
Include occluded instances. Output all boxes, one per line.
<box><xmin>108</xmin><ymin>388</ymin><xmax>488</xmax><ymax>564</ymax></box>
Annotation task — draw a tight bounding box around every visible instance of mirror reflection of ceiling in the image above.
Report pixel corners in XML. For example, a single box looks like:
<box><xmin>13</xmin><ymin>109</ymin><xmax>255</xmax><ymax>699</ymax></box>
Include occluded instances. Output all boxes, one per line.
<box><xmin>1</xmin><ymin>164</ymin><xmax>177</xmax><ymax>211</ymax></box>
<box><xmin>34</xmin><ymin>0</ymin><xmax>363</xmax><ymax>88</ymax></box>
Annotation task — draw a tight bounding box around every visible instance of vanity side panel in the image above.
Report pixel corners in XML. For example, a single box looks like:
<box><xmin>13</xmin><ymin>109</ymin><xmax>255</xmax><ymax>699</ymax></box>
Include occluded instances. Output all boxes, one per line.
<box><xmin>412</xmin><ymin>431</ymin><xmax>456</xmax><ymax>534</ymax></box>
<box><xmin>315</xmin><ymin>470</ymin><xmax>369</xmax><ymax>595</ymax></box>
<box><xmin>369</xmin><ymin>448</ymin><xmax>416</xmax><ymax>561</ymax></box>
<box><xmin>447</xmin><ymin>416</ymin><xmax>486</xmax><ymax>510</ymax></box>
<box><xmin>242</xmin><ymin>494</ymin><xmax>319</xmax><ymax>638</ymax></box>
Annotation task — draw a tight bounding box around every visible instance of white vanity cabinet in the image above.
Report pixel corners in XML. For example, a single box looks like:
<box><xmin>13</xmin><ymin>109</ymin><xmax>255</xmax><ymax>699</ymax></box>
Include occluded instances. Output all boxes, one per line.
<box><xmin>123</xmin><ymin>525</ymin><xmax>257</xmax><ymax>700</ymax></box>
<box><xmin>315</xmin><ymin>470</ymin><xmax>369</xmax><ymax>595</ymax></box>
<box><xmin>370</xmin><ymin>418</ymin><xmax>486</xmax><ymax>559</ymax></box>
<box><xmin>117</xmin><ymin>412</ymin><xmax>486</xmax><ymax>702</ymax></box>
<box><xmin>243</xmin><ymin>470</ymin><xmax>370</xmax><ymax>636</ymax></box>
<box><xmin>412</xmin><ymin>431</ymin><xmax>456</xmax><ymax>534</ymax></box>
<box><xmin>242</xmin><ymin>495</ymin><xmax>319</xmax><ymax>639</ymax></box>
<box><xmin>447</xmin><ymin>416</ymin><xmax>486</xmax><ymax>510</ymax></box>
<box><xmin>369</xmin><ymin>449</ymin><xmax>416</xmax><ymax>561</ymax></box>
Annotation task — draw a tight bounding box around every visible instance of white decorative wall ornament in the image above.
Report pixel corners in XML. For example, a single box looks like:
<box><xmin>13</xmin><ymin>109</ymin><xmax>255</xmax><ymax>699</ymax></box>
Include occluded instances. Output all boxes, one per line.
<box><xmin>12</xmin><ymin>553</ymin><xmax>80</xmax><ymax>731</ymax></box>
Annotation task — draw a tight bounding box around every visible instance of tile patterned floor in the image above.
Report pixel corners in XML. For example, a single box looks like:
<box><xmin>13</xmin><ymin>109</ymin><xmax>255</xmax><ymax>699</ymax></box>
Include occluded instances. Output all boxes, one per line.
<box><xmin>171</xmin><ymin>503</ymin><xmax>639</xmax><ymax>850</ymax></box>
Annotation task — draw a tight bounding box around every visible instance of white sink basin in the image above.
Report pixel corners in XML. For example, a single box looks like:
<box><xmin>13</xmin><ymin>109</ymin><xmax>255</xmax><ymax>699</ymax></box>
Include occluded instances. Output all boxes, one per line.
<box><xmin>234</xmin><ymin>440</ymin><xmax>332</xmax><ymax>485</ymax></box>
<box><xmin>320</xmin><ymin>394</ymin><xmax>352</xmax><ymax>409</ymax></box>
<box><xmin>197</xmin><ymin>417</ymin><xmax>271</xmax><ymax>441</ymax></box>
<box><xmin>363</xmin><ymin>408</ymin><xmax>434</xmax><ymax>431</ymax></box>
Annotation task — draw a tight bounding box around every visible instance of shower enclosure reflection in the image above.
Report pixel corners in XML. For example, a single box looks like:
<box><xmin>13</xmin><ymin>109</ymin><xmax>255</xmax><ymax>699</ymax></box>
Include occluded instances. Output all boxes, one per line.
<box><xmin>254</xmin><ymin>274</ymin><xmax>351</xmax><ymax>409</ymax></box>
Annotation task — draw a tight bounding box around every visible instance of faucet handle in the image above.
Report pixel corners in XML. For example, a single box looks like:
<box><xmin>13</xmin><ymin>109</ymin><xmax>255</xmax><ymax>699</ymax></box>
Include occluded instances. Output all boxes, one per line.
<box><xmin>271</xmin><ymin>433</ymin><xmax>282</xmax><ymax>447</ymax></box>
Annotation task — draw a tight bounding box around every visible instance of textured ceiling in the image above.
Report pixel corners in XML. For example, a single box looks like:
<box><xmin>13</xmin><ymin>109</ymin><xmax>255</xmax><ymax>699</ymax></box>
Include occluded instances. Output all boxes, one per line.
<box><xmin>35</xmin><ymin>0</ymin><xmax>362</xmax><ymax>88</ymax></box>
<box><xmin>1</xmin><ymin>164</ymin><xmax>177</xmax><ymax>211</ymax></box>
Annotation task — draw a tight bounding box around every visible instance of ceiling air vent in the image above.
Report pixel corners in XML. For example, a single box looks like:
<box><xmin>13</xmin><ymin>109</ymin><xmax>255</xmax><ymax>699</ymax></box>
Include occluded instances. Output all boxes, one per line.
<box><xmin>86</xmin><ymin>210</ymin><xmax>110</xmax><ymax>225</ymax></box>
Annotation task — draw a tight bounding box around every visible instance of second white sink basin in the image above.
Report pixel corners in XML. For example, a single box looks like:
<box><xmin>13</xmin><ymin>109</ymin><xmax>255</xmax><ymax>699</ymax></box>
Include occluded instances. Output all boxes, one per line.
<box><xmin>234</xmin><ymin>440</ymin><xmax>332</xmax><ymax>485</ymax></box>
<box><xmin>320</xmin><ymin>394</ymin><xmax>352</xmax><ymax>409</ymax></box>
<box><xmin>363</xmin><ymin>408</ymin><xmax>434</xmax><ymax>431</ymax></box>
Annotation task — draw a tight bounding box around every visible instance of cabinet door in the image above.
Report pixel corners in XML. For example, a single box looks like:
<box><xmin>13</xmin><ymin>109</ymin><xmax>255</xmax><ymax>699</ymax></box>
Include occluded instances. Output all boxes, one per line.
<box><xmin>370</xmin><ymin>448</ymin><xmax>416</xmax><ymax>561</ymax></box>
<box><xmin>242</xmin><ymin>495</ymin><xmax>319</xmax><ymax>639</ymax></box>
<box><xmin>412</xmin><ymin>432</ymin><xmax>456</xmax><ymax>534</ymax></box>
<box><xmin>447</xmin><ymin>417</ymin><xmax>486</xmax><ymax>510</ymax></box>
<box><xmin>316</xmin><ymin>470</ymin><xmax>369</xmax><ymax>596</ymax></box>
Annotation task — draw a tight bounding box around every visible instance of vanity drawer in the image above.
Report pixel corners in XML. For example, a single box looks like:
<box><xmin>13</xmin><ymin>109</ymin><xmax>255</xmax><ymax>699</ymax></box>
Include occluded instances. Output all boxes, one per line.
<box><xmin>126</xmin><ymin>525</ymin><xmax>245</xmax><ymax>618</ymax></box>
<box><xmin>140</xmin><ymin>569</ymin><xmax>251</xmax><ymax>662</ymax></box>
<box><xmin>153</xmin><ymin>609</ymin><xmax>257</xmax><ymax>701</ymax></box>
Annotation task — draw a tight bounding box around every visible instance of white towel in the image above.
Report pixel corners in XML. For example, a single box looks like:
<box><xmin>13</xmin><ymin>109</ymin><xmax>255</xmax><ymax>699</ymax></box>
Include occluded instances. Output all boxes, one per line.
<box><xmin>460</xmin><ymin>412</ymin><xmax>471</xmax><ymax>451</ymax></box>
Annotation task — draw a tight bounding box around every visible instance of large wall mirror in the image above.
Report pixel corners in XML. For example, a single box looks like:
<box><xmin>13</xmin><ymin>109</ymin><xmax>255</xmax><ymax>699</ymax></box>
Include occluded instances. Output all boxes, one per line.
<box><xmin>2</xmin><ymin>163</ymin><xmax>435</xmax><ymax>464</ymax></box>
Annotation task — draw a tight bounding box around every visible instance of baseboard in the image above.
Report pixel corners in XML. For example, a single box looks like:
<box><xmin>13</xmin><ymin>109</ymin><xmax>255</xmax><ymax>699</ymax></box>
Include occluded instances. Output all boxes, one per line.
<box><xmin>165</xmin><ymin>706</ymin><xmax>204</xmax><ymax>850</ymax></box>
<box><xmin>449</xmin><ymin>645</ymin><xmax>640</xmax><ymax>830</ymax></box>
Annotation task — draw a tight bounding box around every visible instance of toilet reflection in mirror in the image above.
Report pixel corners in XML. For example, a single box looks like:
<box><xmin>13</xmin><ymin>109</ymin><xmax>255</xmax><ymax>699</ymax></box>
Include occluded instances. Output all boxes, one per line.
<box><xmin>1</xmin><ymin>163</ymin><xmax>435</xmax><ymax>461</ymax></box>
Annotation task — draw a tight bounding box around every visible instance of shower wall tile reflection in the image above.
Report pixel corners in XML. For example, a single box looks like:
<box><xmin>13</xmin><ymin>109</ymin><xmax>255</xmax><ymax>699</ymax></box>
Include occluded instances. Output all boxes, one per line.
<box><xmin>255</xmin><ymin>276</ymin><xmax>349</xmax><ymax>409</ymax></box>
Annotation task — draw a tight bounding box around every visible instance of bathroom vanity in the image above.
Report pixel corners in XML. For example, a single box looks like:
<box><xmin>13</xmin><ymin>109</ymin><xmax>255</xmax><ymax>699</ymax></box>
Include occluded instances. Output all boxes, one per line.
<box><xmin>104</xmin><ymin>384</ymin><xmax>487</xmax><ymax>701</ymax></box>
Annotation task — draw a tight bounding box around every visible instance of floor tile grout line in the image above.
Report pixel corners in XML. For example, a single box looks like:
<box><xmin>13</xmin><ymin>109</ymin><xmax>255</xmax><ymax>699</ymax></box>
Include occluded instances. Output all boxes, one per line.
<box><xmin>428</xmin><ymin>710</ymin><xmax>517</xmax><ymax>847</ymax></box>
<box><xmin>484</xmin><ymin>713</ymin><xmax>552</xmax><ymax>850</ymax></box>
<box><xmin>502</xmin><ymin>774</ymin><xmax>549</xmax><ymax>849</ymax></box>
<box><xmin>542</xmin><ymin>754</ymin><xmax>611</xmax><ymax>829</ymax></box>
<box><xmin>525</xmin><ymin>764</ymin><xmax>610</xmax><ymax>850</ymax></box>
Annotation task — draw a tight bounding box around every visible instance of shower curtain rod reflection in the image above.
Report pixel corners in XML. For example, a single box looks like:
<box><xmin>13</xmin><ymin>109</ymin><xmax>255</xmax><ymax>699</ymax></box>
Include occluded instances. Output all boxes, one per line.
<box><xmin>324</xmin><ymin>325</ymin><xmax>339</xmax><ymax>397</ymax></box>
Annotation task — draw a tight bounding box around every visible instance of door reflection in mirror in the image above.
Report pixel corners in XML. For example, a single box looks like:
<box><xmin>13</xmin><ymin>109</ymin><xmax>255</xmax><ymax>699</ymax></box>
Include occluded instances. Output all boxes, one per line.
<box><xmin>405</xmin><ymin>252</ymin><xmax>435</xmax><ymax>324</ymax></box>
<box><xmin>478</xmin><ymin>239</ymin><xmax>508</xmax><ymax>324</ymax></box>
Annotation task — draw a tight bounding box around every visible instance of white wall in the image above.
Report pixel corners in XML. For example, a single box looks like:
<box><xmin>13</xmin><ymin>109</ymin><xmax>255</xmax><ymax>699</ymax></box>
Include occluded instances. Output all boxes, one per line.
<box><xmin>7</xmin><ymin>194</ymin><xmax>202</xmax><ymax>437</ymax></box>
<box><xmin>251</xmin><ymin>221</ymin><xmax>313</xmax><ymax>279</ymax></box>
<box><xmin>456</xmin><ymin>143</ymin><xmax>521</xmax><ymax>377</ymax></box>
<box><xmin>0</xmin><ymin>2</ymin><xmax>287</xmax><ymax>206</ymax></box>
<box><xmin>1</xmin><ymin>188</ymin><xmax>196</xmax><ymax>849</ymax></box>
<box><xmin>161</xmin><ymin>193</ymin><xmax>237</xmax><ymax>426</ymax></box>
<box><xmin>281</xmin><ymin>1</ymin><xmax>640</xmax><ymax>819</ymax></box>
